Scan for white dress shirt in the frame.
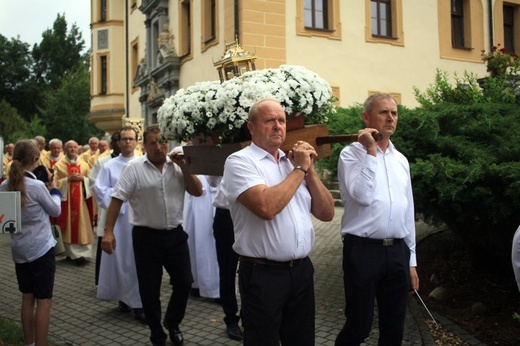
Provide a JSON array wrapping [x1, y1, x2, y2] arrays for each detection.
[[512, 225, 520, 292], [338, 141, 417, 266], [220, 143, 314, 262], [0, 171, 61, 263], [111, 154, 186, 230]]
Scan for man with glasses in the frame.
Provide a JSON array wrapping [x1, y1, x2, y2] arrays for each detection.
[[95, 126, 145, 323]]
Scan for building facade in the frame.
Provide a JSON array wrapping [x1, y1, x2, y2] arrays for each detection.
[[88, 0, 518, 133]]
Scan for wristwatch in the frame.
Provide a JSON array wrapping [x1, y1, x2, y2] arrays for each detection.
[[293, 166, 308, 176]]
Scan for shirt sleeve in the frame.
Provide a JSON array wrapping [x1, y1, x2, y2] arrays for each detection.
[[94, 165, 114, 209], [222, 153, 265, 203], [35, 182, 61, 218], [338, 144, 378, 206], [111, 161, 135, 202]]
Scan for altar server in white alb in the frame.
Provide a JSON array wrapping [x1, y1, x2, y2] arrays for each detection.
[[183, 174, 220, 299], [94, 126, 144, 322]]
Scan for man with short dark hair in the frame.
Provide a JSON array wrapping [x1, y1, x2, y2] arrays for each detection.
[[102, 125, 202, 346]]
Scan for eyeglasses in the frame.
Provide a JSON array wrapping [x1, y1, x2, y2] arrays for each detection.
[[120, 137, 136, 142]]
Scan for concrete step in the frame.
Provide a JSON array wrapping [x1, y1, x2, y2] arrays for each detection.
[[330, 189, 341, 200], [323, 180, 339, 190]]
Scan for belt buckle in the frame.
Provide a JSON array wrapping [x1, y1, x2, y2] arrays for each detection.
[[383, 238, 394, 246]]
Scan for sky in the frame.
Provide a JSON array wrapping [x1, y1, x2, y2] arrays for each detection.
[[0, 0, 91, 48]]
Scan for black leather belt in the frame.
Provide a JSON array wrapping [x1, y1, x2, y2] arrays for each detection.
[[343, 234, 403, 247], [239, 255, 307, 267]]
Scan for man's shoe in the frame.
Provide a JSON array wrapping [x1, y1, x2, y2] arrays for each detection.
[[163, 322, 183, 345], [74, 256, 87, 266], [226, 323, 243, 341], [133, 308, 146, 324], [118, 301, 131, 312]]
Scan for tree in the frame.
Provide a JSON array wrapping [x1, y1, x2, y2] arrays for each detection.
[[32, 13, 87, 90], [40, 62, 102, 144], [0, 35, 39, 120], [0, 100, 28, 142]]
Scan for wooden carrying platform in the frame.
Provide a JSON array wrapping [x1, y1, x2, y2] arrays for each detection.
[[183, 124, 331, 176]]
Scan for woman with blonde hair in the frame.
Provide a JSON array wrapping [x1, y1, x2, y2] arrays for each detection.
[[0, 139, 62, 346]]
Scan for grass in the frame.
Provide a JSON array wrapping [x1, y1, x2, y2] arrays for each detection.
[[0, 315, 61, 346], [0, 315, 24, 346]]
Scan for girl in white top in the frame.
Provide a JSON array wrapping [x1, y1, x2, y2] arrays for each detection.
[[0, 139, 62, 346]]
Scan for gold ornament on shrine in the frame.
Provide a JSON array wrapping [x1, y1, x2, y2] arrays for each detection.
[[213, 38, 257, 82]]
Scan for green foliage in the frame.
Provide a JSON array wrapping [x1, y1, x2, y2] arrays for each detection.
[[0, 35, 39, 120], [316, 106, 364, 175], [514, 312, 520, 322], [32, 13, 87, 90], [0, 14, 98, 144], [0, 315, 24, 345], [398, 102, 520, 273], [0, 100, 28, 142], [413, 69, 484, 106], [41, 63, 102, 144]]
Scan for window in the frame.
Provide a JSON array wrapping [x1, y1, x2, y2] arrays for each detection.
[[504, 5, 515, 53], [364, 0, 403, 46], [100, 0, 107, 22], [179, 0, 192, 59], [202, 0, 218, 52], [304, 0, 328, 30], [371, 0, 392, 37], [100, 55, 107, 94], [131, 41, 139, 91], [152, 21, 160, 69], [296, 0, 341, 40], [451, 0, 465, 48], [438, 0, 484, 62]]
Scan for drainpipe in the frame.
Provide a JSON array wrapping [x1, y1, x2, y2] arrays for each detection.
[[125, 0, 130, 117], [234, 0, 239, 39], [488, 0, 494, 49]]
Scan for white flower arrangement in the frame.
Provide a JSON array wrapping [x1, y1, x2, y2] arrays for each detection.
[[157, 65, 336, 143]]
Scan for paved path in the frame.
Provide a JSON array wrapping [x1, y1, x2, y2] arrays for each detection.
[[0, 207, 475, 345]]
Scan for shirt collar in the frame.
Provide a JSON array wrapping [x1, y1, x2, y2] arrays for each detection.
[[24, 170, 36, 179], [249, 142, 287, 163]]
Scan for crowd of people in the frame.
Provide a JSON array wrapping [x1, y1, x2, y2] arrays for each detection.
[[2, 93, 469, 346]]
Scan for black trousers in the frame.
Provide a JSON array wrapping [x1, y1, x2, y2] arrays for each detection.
[[239, 258, 315, 346], [132, 225, 193, 345], [335, 236, 411, 346], [213, 208, 240, 325], [95, 236, 102, 285]]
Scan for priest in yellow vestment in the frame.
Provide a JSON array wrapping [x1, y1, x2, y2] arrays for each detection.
[[54, 140, 94, 265]]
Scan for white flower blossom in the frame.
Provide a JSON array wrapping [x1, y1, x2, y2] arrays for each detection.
[[157, 65, 336, 143]]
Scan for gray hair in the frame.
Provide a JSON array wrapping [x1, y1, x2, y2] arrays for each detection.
[[363, 93, 397, 114], [248, 98, 282, 122]]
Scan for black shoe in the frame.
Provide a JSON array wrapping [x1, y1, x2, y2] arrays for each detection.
[[163, 322, 184, 345], [133, 308, 146, 324], [118, 301, 132, 312], [226, 323, 243, 341], [74, 256, 87, 266], [152, 342, 166, 346]]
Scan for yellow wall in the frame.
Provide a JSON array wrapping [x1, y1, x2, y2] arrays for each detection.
[[91, 0, 498, 133]]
